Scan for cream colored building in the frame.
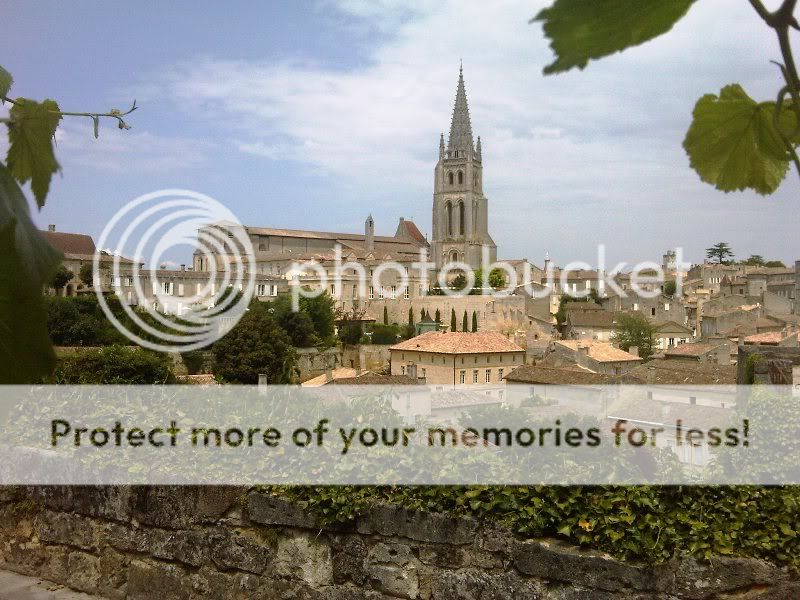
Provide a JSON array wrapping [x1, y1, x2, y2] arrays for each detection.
[[389, 331, 524, 387]]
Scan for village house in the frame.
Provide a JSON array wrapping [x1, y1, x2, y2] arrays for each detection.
[[563, 306, 619, 341], [662, 339, 731, 365], [546, 340, 642, 375], [389, 331, 525, 386], [655, 321, 694, 350]]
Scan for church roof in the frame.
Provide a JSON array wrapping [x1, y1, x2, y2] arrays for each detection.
[[447, 64, 474, 155]]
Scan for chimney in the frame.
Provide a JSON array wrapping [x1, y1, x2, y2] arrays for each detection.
[[576, 345, 589, 368], [48, 224, 56, 232], [180, 264, 186, 271], [407, 362, 417, 380], [628, 346, 640, 358]]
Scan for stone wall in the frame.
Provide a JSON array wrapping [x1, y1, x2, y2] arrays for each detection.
[[1, 486, 797, 599]]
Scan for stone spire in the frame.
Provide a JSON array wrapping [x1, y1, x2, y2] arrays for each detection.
[[439, 133, 445, 159], [447, 63, 474, 156], [475, 135, 482, 161]]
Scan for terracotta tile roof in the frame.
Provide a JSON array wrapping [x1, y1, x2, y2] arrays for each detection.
[[663, 342, 720, 357], [395, 219, 427, 245], [625, 360, 736, 385], [504, 365, 623, 385], [567, 310, 617, 328], [657, 321, 693, 335], [244, 225, 427, 248], [333, 374, 420, 385], [390, 331, 523, 354], [743, 331, 799, 345], [301, 368, 359, 387], [430, 390, 504, 409], [564, 302, 604, 312], [556, 340, 642, 363], [609, 400, 732, 431], [40, 230, 96, 255]]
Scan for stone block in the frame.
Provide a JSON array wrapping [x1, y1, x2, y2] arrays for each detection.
[[356, 505, 477, 545], [66, 550, 101, 595], [36, 511, 96, 550], [150, 528, 209, 568], [513, 539, 656, 593], [273, 533, 333, 587], [128, 559, 191, 600], [667, 556, 786, 599], [247, 492, 320, 529], [209, 528, 271, 574]]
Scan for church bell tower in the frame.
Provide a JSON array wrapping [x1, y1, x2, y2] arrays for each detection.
[[431, 64, 496, 271]]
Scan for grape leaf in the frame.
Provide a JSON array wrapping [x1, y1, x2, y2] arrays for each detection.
[[0, 66, 12, 100], [6, 98, 62, 208], [683, 84, 792, 195], [534, 0, 696, 74], [0, 161, 62, 383]]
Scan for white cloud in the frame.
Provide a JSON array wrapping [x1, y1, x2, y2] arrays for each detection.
[[19, 0, 800, 263]]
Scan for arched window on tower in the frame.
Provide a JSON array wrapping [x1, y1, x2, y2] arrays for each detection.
[[458, 171, 464, 185], [448, 172, 454, 185], [446, 202, 453, 236], [458, 201, 465, 236]]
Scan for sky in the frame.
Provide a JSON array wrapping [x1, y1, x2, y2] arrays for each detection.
[[1, 0, 798, 269]]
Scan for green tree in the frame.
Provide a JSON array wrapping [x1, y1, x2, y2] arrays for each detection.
[[706, 242, 734, 264], [370, 323, 399, 345], [471, 310, 478, 332], [742, 255, 765, 266], [765, 260, 787, 268], [533, 1, 800, 195], [434, 308, 441, 323], [408, 307, 414, 326], [49, 265, 73, 293], [301, 292, 335, 343], [338, 321, 363, 345], [663, 280, 677, 297], [48, 346, 175, 384], [612, 313, 658, 360], [269, 295, 317, 347], [462, 310, 468, 332], [473, 267, 506, 292], [78, 263, 94, 287], [212, 303, 297, 384], [420, 307, 425, 320], [383, 305, 389, 325], [450, 308, 457, 332], [451, 272, 467, 291]]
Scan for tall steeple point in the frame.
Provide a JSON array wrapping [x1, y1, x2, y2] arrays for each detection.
[[447, 63, 474, 157]]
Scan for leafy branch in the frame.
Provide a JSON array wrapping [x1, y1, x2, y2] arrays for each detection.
[[0, 63, 135, 383], [533, 0, 800, 196]]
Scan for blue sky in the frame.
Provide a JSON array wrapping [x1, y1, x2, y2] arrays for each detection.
[[2, 0, 798, 268]]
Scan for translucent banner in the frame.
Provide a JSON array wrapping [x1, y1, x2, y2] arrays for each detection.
[[0, 385, 797, 484]]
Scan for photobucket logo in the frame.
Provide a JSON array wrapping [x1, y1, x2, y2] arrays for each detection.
[[95, 190, 255, 352], [286, 243, 688, 307]]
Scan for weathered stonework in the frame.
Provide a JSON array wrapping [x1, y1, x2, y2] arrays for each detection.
[[0, 486, 797, 599]]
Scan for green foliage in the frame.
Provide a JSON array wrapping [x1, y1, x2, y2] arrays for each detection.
[[705, 242, 734, 264], [451, 272, 467, 291], [742, 254, 765, 266], [301, 292, 335, 343], [0, 163, 62, 383], [383, 305, 389, 325], [662, 280, 677, 297], [48, 345, 175, 384], [684, 85, 795, 195], [612, 312, 658, 360], [434, 308, 441, 323], [555, 294, 599, 325], [337, 320, 363, 346], [462, 310, 468, 332], [269, 295, 317, 347], [269, 485, 800, 567], [408, 306, 414, 326], [6, 98, 63, 207], [471, 310, 478, 332], [765, 260, 786, 268], [78, 263, 94, 287], [473, 267, 506, 291], [180, 349, 206, 375], [0, 66, 12, 99], [212, 303, 297, 384], [533, 0, 696, 74], [450, 308, 457, 332], [369, 323, 399, 345], [49, 265, 73, 291]]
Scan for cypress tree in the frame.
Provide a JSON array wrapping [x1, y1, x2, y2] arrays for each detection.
[[462, 310, 468, 332], [383, 306, 389, 325], [450, 308, 457, 332], [471, 311, 478, 332], [420, 307, 425, 320], [408, 307, 414, 325], [435, 309, 441, 323]]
